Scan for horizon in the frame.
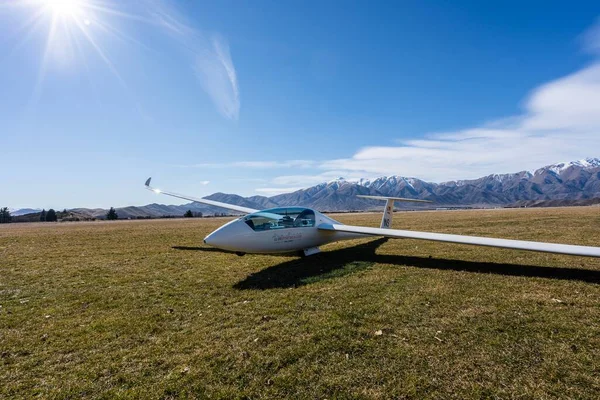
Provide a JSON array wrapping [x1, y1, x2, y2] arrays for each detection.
[[2, 1, 600, 209], [7, 156, 600, 212]]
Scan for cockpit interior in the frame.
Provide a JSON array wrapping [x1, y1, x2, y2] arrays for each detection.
[[243, 207, 316, 231]]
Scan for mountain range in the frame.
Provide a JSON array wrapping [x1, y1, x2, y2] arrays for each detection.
[[9, 158, 600, 219], [203, 157, 600, 212]]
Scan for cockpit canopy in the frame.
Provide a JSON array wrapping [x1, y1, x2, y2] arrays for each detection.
[[243, 207, 316, 231]]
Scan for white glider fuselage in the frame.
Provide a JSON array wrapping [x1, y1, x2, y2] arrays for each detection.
[[203, 208, 362, 254]]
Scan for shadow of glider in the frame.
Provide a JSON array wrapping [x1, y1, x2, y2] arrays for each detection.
[[171, 240, 600, 289]]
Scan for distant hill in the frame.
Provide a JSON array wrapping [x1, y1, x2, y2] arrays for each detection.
[[8, 158, 600, 220], [10, 210, 90, 223], [9, 208, 42, 216], [69, 202, 226, 220]]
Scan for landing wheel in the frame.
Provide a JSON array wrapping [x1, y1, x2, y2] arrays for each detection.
[[235, 252, 246, 257]]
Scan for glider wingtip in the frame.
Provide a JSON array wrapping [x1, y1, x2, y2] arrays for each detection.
[[145, 177, 152, 187]]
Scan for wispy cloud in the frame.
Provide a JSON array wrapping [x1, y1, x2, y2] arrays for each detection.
[[199, 180, 210, 185], [145, 1, 240, 120], [13, 0, 240, 121], [194, 35, 240, 120]]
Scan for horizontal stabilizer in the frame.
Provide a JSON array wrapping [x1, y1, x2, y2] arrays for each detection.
[[358, 195, 431, 228], [318, 223, 600, 258], [357, 195, 432, 203]]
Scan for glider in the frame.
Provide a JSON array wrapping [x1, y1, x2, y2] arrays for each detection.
[[145, 178, 600, 258]]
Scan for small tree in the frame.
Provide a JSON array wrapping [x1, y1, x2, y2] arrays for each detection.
[[40, 209, 47, 222], [184, 210, 193, 218], [0, 207, 11, 224], [106, 207, 118, 220], [194, 211, 203, 218], [46, 209, 57, 222]]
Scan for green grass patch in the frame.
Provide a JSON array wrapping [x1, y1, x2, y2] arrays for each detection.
[[1, 207, 599, 398]]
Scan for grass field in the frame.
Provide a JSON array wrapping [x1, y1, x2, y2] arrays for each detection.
[[1, 207, 600, 399]]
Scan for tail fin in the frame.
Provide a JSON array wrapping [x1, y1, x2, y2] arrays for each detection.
[[357, 195, 432, 229]]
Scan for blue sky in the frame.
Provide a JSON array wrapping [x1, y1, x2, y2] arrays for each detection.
[[2, 0, 600, 209]]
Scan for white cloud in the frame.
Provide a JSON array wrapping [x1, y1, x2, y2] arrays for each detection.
[[146, 2, 240, 120], [148, 2, 196, 36], [199, 180, 210, 185], [194, 35, 240, 120], [253, 19, 600, 185], [319, 58, 600, 182], [522, 64, 600, 131]]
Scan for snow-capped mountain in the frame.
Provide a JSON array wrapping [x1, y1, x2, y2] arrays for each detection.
[[256, 158, 600, 210], [536, 158, 600, 175], [16, 158, 600, 218], [201, 157, 600, 212]]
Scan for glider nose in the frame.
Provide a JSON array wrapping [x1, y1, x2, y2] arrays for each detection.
[[203, 231, 222, 247], [203, 219, 245, 250]]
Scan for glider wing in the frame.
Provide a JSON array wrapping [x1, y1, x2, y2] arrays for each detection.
[[144, 177, 259, 215], [318, 223, 600, 257]]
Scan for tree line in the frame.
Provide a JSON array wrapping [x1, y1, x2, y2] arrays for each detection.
[[39, 209, 58, 222], [0, 207, 11, 223], [0, 208, 116, 223], [0, 208, 63, 223], [1, 207, 214, 223], [184, 210, 203, 218]]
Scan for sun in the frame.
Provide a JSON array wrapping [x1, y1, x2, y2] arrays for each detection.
[[10, 0, 158, 106]]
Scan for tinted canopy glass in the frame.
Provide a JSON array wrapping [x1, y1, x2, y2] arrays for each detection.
[[243, 207, 316, 231]]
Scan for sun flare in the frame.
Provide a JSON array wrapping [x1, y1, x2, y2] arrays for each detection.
[[42, 0, 84, 17], [8, 0, 164, 107]]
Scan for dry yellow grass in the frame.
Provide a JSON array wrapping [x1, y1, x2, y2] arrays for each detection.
[[1, 207, 599, 398]]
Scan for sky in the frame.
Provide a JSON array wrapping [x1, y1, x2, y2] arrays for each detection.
[[1, 0, 600, 209]]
